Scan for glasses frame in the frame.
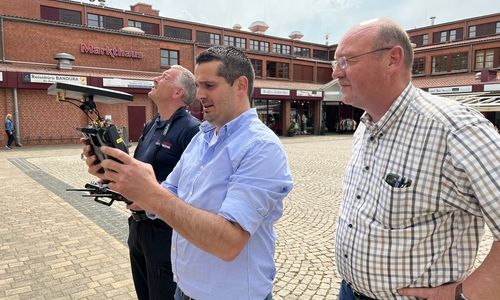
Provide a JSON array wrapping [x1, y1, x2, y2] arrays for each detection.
[[331, 47, 393, 70]]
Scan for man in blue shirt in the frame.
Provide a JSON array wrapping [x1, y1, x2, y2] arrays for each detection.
[[82, 46, 293, 299], [128, 65, 200, 300]]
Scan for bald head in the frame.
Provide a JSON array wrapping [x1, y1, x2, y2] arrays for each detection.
[[341, 18, 414, 71]]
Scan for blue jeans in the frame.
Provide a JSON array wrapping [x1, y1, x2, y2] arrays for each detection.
[[339, 280, 357, 300], [174, 287, 273, 300]]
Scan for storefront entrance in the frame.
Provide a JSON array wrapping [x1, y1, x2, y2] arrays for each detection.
[[254, 99, 283, 135]]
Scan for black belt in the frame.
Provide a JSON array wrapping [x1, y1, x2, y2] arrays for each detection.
[[347, 281, 377, 300], [131, 210, 149, 222], [353, 289, 377, 300], [179, 289, 195, 300]]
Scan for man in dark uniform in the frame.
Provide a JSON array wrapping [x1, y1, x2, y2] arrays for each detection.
[[127, 65, 200, 300]]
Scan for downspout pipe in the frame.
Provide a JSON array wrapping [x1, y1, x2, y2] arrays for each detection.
[[1, 17, 5, 61], [13, 88, 23, 147]]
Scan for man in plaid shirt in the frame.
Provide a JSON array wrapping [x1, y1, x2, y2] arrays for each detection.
[[333, 18, 500, 300]]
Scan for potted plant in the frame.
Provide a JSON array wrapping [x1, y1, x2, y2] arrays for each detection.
[[287, 121, 296, 137], [320, 122, 328, 135]]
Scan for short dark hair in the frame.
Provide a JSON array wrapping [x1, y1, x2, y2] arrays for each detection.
[[196, 46, 255, 99]]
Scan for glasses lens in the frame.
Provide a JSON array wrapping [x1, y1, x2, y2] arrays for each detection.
[[331, 61, 337, 70]]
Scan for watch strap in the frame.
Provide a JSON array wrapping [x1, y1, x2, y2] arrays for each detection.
[[454, 282, 470, 300]]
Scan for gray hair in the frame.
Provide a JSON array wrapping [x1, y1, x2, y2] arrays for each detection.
[[372, 21, 414, 70], [170, 65, 197, 106]]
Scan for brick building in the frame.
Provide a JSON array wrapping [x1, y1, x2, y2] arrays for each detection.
[[1, 0, 500, 146]]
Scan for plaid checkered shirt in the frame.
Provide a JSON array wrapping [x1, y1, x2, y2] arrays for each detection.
[[335, 83, 500, 300]]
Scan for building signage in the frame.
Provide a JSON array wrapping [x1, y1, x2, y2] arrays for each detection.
[[297, 90, 323, 97], [81, 43, 144, 59], [103, 78, 153, 89], [22, 73, 87, 85], [261, 88, 290, 96], [429, 85, 472, 94], [484, 84, 500, 92]]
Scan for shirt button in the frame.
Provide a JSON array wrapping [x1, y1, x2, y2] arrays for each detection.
[[200, 165, 204, 170], [365, 166, 369, 170], [189, 191, 192, 196], [370, 136, 375, 141], [356, 195, 361, 199], [348, 224, 353, 228], [172, 247, 176, 252], [344, 254, 348, 258]]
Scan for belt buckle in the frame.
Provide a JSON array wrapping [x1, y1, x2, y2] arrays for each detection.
[[131, 211, 147, 222]]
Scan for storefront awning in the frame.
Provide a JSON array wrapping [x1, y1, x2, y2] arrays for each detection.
[[442, 93, 500, 112]]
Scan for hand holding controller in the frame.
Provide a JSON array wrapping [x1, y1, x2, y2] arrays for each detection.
[[80, 124, 129, 173]]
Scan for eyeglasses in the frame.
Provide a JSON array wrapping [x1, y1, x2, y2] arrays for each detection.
[[331, 47, 393, 70]]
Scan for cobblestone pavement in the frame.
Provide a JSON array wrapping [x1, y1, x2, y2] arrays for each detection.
[[0, 134, 493, 299]]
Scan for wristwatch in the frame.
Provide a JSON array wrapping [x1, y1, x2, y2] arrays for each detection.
[[455, 282, 470, 300]]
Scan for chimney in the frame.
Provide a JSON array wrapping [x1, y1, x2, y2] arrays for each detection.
[[481, 68, 497, 82], [53, 53, 75, 70], [248, 21, 269, 34], [430, 16, 436, 26], [130, 3, 160, 16]]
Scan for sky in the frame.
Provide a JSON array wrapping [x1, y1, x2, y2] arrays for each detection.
[[103, 0, 500, 45]]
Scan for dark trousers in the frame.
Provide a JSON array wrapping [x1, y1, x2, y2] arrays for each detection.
[[5, 130, 14, 147], [128, 216, 175, 300]]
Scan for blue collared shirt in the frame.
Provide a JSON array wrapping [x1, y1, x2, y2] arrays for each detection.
[[162, 108, 293, 299]]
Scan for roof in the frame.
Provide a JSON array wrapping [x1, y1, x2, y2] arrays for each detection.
[[412, 72, 500, 89]]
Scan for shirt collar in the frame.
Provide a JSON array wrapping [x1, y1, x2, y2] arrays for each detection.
[[361, 83, 415, 136], [200, 108, 256, 137]]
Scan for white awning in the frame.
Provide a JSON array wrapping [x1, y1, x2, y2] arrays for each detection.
[[443, 93, 500, 112]]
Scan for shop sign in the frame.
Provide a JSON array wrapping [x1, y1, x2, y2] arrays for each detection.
[[297, 90, 323, 97], [81, 43, 144, 59], [429, 85, 472, 94], [103, 78, 153, 89], [22, 73, 87, 85], [261, 88, 290, 96], [484, 84, 500, 92]]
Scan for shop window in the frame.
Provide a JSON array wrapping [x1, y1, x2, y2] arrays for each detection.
[[290, 101, 313, 135], [224, 36, 246, 48], [161, 49, 179, 67], [266, 62, 289, 79], [41, 6, 81, 25], [433, 28, 463, 44], [128, 20, 159, 35], [432, 52, 467, 73], [255, 100, 283, 135], [196, 31, 220, 45], [294, 46, 310, 58], [469, 22, 499, 38], [475, 49, 499, 69], [273, 44, 291, 55], [164, 26, 192, 40], [250, 40, 269, 52], [412, 57, 426, 75], [88, 13, 122, 30], [251, 59, 262, 77], [313, 50, 328, 61]]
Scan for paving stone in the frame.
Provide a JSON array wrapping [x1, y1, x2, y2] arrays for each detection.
[[0, 136, 493, 299]]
